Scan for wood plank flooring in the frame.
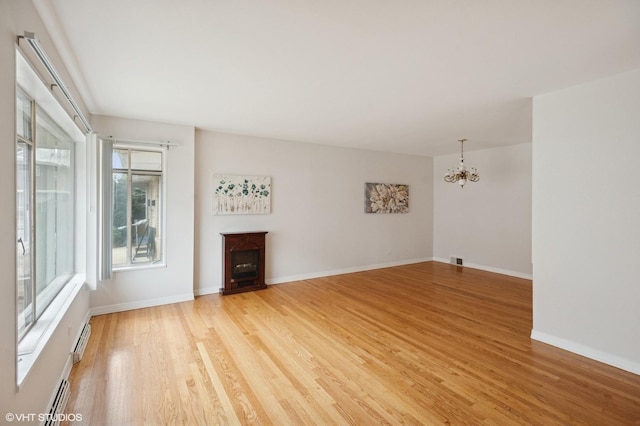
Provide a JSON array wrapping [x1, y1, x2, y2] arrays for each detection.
[[64, 262, 640, 425]]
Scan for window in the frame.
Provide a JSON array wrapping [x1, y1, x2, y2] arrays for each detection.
[[16, 88, 76, 340], [111, 147, 164, 268], [16, 89, 33, 339]]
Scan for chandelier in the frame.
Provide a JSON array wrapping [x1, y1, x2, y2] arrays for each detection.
[[443, 138, 479, 188]]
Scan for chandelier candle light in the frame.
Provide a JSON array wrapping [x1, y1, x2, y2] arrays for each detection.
[[443, 138, 479, 188]]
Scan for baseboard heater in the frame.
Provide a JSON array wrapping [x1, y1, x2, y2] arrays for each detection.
[[44, 378, 70, 426], [72, 323, 91, 364]]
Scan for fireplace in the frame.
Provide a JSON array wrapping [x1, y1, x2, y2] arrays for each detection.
[[232, 250, 259, 279], [220, 231, 267, 295]]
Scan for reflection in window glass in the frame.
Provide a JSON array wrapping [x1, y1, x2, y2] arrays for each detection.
[[16, 89, 32, 140], [112, 149, 129, 170], [131, 150, 162, 171], [16, 141, 33, 338], [34, 108, 75, 318]]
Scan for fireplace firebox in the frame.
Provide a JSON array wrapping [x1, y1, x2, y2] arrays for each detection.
[[220, 231, 267, 295]]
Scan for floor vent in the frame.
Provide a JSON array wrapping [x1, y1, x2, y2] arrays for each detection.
[[44, 379, 70, 426], [450, 257, 464, 266], [72, 323, 91, 363]]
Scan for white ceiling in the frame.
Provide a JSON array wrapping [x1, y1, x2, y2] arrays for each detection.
[[35, 0, 640, 156]]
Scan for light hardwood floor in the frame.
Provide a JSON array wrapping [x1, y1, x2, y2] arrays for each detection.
[[64, 262, 640, 425]]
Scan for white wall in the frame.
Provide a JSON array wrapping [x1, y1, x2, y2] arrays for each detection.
[[532, 69, 640, 374], [89, 116, 196, 314], [1, 1, 90, 421], [433, 143, 532, 278], [194, 131, 433, 294]]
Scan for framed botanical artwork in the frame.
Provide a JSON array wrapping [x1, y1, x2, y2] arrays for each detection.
[[213, 174, 271, 215], [364, 183, 409, 214]]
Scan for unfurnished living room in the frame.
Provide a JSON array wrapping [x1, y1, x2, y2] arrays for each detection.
[[2, 1, 640, 425]]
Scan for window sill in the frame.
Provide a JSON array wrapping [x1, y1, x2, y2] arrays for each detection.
[[17, 274, 85, 388], [113, 262, 166, 274]]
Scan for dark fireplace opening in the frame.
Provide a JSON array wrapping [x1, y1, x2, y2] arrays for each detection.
[[231, 249, 259, 279]]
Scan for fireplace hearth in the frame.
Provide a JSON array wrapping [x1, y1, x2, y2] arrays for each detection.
[[220, 232, 267, 295]]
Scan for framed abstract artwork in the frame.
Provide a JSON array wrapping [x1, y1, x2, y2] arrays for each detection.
[[213, 174, 271, 215], [364, 183, 409, 214]]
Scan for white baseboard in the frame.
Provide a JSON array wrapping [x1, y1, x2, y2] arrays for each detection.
[[194, 257, 529, 294], [193, 258, 435, 294], [531, 330, 640, 375], [195, 286, 220, 296], [90, 293, 194, 316], [432, 257, 532, 280], [266, 257, 434, 285]]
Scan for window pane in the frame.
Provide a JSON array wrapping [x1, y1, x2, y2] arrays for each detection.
[[35, 109, 75, 318], [110, 148, 164, 269], [131, 150, 162, 171], [16, 142, 33, 337], [16, 90, 32, 140], [112, 149, 129, 170], [131, 174, 161, 264], [112, 172, 129, 267]]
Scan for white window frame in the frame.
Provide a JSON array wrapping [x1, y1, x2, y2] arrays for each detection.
[[15, 49, 87, 387], [100, 140, 167, 274]]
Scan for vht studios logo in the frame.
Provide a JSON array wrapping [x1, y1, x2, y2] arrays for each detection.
[[5, 412, 83, 422]]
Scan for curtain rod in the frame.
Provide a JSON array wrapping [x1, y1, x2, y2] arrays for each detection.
[[19, 31, 93, 133], [99, 135, 179, 148]]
